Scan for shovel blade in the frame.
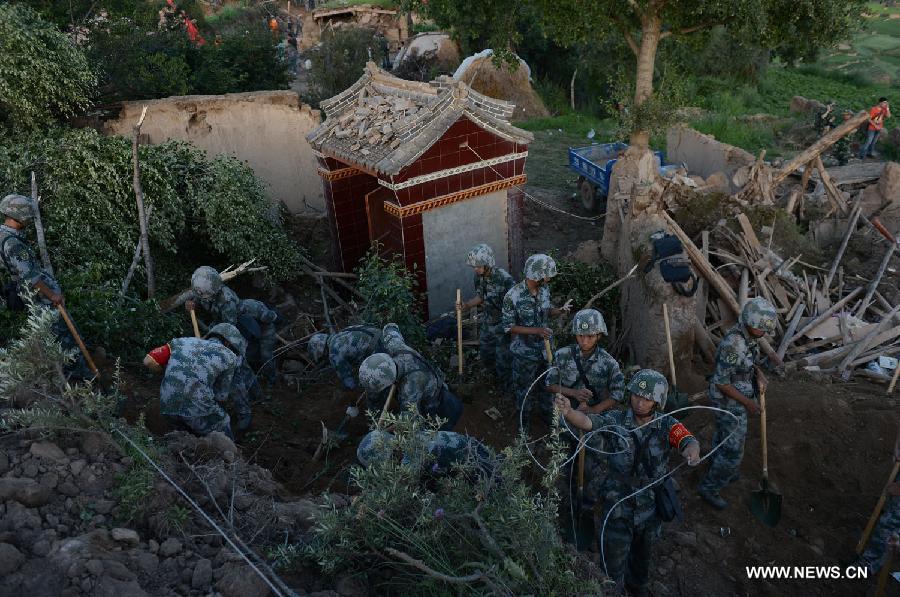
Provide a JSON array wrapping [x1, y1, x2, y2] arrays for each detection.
[[750, 481, 783, 527]]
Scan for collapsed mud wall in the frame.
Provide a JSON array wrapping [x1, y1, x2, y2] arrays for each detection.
[[102, 91, 324, 215], [667, 125, 756, 193]]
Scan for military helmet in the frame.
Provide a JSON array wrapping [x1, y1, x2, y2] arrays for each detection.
[[0, 194, 35, 224], [740, 297, 777, 334], [358, 353, 397, 393], [207, 323, 247, 357], [191, 266, 223, 298], [308, 333, 329, 363], [626, 369, 669, 408], [523, 253, 557, 281], [465, 243, 495, 268], [357, 430, 395, 467], [571, 308, 607, 336]]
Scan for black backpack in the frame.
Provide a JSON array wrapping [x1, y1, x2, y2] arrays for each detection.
[[644, 232, 699, 297]]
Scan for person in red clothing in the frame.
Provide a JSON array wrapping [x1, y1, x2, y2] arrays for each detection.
[[859, 97, 891, 159]]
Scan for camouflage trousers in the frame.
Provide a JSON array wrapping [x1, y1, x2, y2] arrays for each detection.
[[166, 408, 232, 439], [479, 321, 511, 385], [583, 449, 606, 505], [698, 382, 753, 494], [511, 354, 551, 424], [230, 363, 260, 431], [601, 515, 662, 592], [860, 494, 900, 574]]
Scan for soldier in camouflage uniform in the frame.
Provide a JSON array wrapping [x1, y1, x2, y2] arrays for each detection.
[[698, 297, 776, 510], [814, 100, 837, 135], [143, 323, 247, 438], [458, 244, 515, 384], [546, 308, 625, 504], [0, 194, 91, 379], [555, 370, 700, 597], [357, 429, 498, 475], [182, 266, 279, 383], [501, 253, 571, 426], [857, 426, 900, 575], [308, 324, 382, 390], [358, 323, 463, 430]]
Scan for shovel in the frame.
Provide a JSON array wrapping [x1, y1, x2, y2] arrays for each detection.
[[750, 387, 782, 526], [57, 304, 100, 380]]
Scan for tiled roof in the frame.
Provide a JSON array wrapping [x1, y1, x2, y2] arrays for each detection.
[[307, 62, 533, 176]]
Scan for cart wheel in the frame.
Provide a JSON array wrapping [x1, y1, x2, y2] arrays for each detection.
[[579, 178, 598, 212]]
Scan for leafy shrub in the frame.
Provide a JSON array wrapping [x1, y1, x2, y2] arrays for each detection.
[[0, 3, 96, 131], [549, 257, 620, 347], [355, 246, 425, 347], [0, 127, 304, 294], [305, 28, 388, 106], [301, 411, 598, 594], [58, 267, 184, 362]]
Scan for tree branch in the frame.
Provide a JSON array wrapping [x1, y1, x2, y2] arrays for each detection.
[[610, 16, 640, 57], [383, 547, 488, 584], [659, 21, 715, 40]]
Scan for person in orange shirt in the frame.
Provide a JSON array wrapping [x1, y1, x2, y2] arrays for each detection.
[[859, 97, 891, 159]]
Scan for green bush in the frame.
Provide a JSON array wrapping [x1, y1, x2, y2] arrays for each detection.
[[0, 127, 303, 293], [300, 411, 598, 594], [306, 28, 388, 106], [0, 3, 96, 131], [355, 246, 425, 347]]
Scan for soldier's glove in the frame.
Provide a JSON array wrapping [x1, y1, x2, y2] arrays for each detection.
[[682, 443, 701, 466]]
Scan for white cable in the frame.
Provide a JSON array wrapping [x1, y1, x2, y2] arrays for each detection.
[[464, 145, 606, 222], [112, 428, 292, 597]]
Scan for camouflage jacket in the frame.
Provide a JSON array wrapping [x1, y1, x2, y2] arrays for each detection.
[[381, 323, 443, 414], [358, 430, 496, 474], [0, 225, 61, 301], [589, 409, 697, 524], [474, 267, 515, 324], [327, 325, 382, 388], [710, 323, 761, 397], [189, 286, 241, 325], [501, 281, 551, 360], [547, 345, 624, 405], [159, 337, 238, 418]]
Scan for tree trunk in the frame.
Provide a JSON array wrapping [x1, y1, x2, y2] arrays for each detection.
[[132, 107, 155, 299], [629, 15, 662, 149]]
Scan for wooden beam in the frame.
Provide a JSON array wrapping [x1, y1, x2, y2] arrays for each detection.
[[771, 112, 869, 188]]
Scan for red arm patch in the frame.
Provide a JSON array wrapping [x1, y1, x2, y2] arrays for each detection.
[[668, 422, 693, 448], [147, 344, 171, 367]]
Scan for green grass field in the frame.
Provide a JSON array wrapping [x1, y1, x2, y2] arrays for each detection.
[[812, 2, 900, 86]]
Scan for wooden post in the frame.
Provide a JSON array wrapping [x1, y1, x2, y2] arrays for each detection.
[[662, 303, 677, 388], [456, 289, 463, 376], [132, 106, 155, 298], [30, 172, 54, 277], [824, 202, 862, 292]]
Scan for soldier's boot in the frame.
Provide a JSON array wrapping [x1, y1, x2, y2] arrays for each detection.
[[698, 489, 728, 510]]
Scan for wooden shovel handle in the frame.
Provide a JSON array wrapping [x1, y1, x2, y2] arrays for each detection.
[[857, 461, 900, 555], [378, 385, 397, 423], [663, 304, 677, 388], [544, 338, 553, 364], [759, 388, 768, 479], [189, 308, 201, 338], [56, 305, 99, 378]]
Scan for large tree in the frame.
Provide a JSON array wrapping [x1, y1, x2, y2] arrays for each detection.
[[414, 0, 867, 147]]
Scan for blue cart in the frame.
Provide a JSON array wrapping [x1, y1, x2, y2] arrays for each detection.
[[569, 143, 673, 211]]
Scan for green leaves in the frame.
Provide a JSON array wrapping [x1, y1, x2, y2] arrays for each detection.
[[0, 3, 96, 131], [355, 246, 425, 348]]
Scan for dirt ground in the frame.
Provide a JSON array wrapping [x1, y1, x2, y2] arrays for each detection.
[[116, 183, 900, 595]]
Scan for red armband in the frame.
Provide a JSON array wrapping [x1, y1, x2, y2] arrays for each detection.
[[147, 344, 171, 367], [668, 422, 693, 448]]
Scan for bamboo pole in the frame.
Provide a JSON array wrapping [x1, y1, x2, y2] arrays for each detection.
[[662, 304, 677, 388]]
